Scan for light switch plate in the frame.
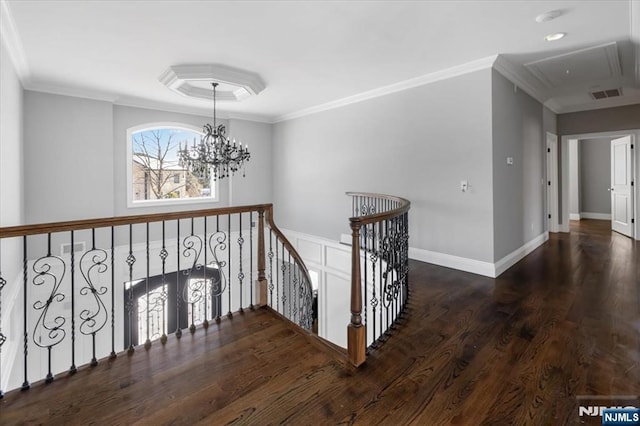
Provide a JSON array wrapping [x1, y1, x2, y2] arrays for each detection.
[[507, 157, 514, 165]]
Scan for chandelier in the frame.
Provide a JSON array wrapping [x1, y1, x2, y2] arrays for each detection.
[[179, 82, 250, 181]]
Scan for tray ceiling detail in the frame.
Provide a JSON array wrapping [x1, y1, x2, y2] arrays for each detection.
[[524, 42, 621, 89], [159, 64, 266, 102]]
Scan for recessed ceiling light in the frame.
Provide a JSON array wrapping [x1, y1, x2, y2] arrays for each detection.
[[544, 32, 566, 42], [535, 10, 563, 23]]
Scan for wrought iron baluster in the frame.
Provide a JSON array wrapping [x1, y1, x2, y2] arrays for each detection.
[[281, 240, 286, 315], [203, 217, 209, 329], [275, 235, 279, 311], [268, 230, 274, 307], [182, 217, 203, 333], [79, 228, 109, 367], [110, 227, 116, 358], [249, 211, 254, 309], [0, 258, 5, 397], [145, 223, 151, 349], [22, 236, 29, 390], [227, 214, 232, 318], [363, 223, 368, 347], [175, 220, 182, 338], [371, 223, 378, 348], [126, 225, 136, 352], [159, 221, 168, 344], [238, 213, 244, 313], [32, 233, 66, 383], [69, 231, 77, 373]]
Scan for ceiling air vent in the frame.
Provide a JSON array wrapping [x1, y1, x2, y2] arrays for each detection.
[[589, 88, 622, 100]]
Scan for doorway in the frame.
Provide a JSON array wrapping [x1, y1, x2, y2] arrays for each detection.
[[560, 130, 639, 238]]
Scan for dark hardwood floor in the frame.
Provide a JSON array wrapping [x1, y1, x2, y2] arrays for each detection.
[[1, 219, 638, 425]]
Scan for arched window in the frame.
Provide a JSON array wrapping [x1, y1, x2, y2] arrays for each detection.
[[126, 123, 217, 207]]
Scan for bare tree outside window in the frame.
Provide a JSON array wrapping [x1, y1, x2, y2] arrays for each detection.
[[130, 128, 213, 202]]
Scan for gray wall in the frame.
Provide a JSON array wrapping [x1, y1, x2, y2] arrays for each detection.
[[491, 70, 545, 261], [0, 36, 25, 288], [273, 69, 495, 263], [20, 94, 273, 224], [579, 137, 611, 215], [228, 119, 273, 206], [24, 91, 114, 223], [558, 104, 640, 135]]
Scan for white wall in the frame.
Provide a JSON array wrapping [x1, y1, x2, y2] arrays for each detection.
[[273, 68, 495, 264], [24, 91, 115, 223], [491, 70, 545, 262]]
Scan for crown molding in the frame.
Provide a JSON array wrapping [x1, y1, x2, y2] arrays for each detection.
[[114, 96, 272, 123], [632, 0, 640, 83], [23, 81, 119, 103], [0, 0, 30, 82], [274, 54, 499, 123]]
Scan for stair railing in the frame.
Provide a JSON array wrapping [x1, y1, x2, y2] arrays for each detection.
[[0, 203, 312, 395], [346, 192, 411, 367]]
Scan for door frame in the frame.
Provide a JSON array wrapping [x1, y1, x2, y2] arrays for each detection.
[[546, 132, 559, 233], [560, 129, 639, 239]]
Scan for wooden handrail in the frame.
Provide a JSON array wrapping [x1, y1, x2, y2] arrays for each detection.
[[264, 205, 314, 300], [0, 204, 272, 238], [347, 192, 410, 226]]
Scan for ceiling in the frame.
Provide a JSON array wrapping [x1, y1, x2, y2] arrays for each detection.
[[1, 0, 639, 123]]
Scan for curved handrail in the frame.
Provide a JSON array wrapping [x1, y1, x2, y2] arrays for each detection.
[[347, 192, 410, 226], [264, 206, 315, 331], [346, 192, 410, 367]]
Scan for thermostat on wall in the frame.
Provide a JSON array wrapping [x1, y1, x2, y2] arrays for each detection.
[[507, 157, 514, 165]]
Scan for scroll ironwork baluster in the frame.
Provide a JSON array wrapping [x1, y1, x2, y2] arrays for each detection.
[[32, 233, 66, 383], [182, 217, 203, 333], [79, 228, 109, 366]]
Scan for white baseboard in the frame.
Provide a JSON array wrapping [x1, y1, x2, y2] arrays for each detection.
[[569, 213, 581, 220], [493, 232, 548, 277], [408, 247, 495, 277], [580, 212, 611, 220]]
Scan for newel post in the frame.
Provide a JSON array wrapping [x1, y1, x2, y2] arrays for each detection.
[[348, 221, 366, 367], [257, 209, 268, 306]]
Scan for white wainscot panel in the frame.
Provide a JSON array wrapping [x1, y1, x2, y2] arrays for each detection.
[[325, 245, 351, 275], [321, 272, 350, 349], [296, 238, 323, 265]]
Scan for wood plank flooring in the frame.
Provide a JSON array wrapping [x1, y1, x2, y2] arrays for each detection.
[[1, 219, 638, 425]]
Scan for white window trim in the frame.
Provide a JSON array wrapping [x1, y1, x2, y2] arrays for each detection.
[[126, 122, 219, 208]]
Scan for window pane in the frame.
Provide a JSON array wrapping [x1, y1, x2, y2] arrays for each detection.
[[131, 127, 213, 202]]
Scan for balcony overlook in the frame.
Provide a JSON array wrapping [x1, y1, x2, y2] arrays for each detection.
[[1, 220, 638, 424]]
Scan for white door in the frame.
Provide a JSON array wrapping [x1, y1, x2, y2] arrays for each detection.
[[610, 136, 634, 237]]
